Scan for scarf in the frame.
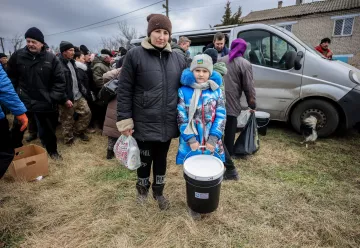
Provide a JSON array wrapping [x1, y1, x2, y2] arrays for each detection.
[[184, 80, 219, 135], [229, 38, 247, 62]]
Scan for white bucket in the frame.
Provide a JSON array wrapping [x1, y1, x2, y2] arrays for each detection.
[[184, 155, 224, 181]]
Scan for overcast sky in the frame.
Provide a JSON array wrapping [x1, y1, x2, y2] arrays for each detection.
[[0, 0, 318, 53]]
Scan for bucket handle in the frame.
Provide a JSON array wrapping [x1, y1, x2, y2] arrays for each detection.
[[257, 118, 270, 128], [183, 145, 220, 163]]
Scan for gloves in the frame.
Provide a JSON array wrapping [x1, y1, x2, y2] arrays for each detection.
[[16, 113, 28, 132]]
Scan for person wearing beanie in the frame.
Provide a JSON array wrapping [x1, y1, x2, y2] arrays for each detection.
[[80, 44, 94, 98], [315, 38, 333, 59], [7, 27, 66, 160], [219, 38, 256, 166], [176, 54, 226, 219], [116, 14, 186, 211], [116, 47, 128, 68], [204, 48, 228, 89], [58, 41, 92, 145], [0, 53, 8, 71]]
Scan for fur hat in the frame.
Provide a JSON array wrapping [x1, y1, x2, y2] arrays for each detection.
[[100, 49, 112, 57], [147, 14, 172, 36], [190, 54, 213, 75], [25, 27, 44, 44], [80, 45, 90, 55], [60, 41, 74, 53]]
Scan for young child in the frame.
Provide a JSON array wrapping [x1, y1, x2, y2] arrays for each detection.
[[177, 54, 226, 218]]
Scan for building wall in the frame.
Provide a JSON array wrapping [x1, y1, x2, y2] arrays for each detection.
[[245, 9, 360, 68]]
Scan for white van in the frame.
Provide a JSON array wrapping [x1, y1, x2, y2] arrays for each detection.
[[131, 24, 360, 137]]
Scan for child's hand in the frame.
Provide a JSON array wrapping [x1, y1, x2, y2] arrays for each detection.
[[205, 142, 215, 153], [190, 142, 200, 151]]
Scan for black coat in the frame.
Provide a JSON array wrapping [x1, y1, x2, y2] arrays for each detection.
[[58, 55, 89, 103], [7, 47, 66, 112], [117, 39, 186, 142], [75, 61, 93, 102]]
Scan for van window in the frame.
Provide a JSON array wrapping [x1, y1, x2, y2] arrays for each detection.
[[238, 30, 296, 70]]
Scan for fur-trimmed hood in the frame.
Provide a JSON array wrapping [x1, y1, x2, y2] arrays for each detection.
[[141, 37, 172, 53], [75, 61, 87, 71], [180, 68, 222, 89]]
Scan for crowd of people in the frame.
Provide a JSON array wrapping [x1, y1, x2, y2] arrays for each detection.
[[0, 14, 257, 217]]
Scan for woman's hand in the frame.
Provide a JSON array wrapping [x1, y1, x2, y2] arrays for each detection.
[[190, 142, 200, 151], [121, 129, 134, 137], [205, 142, 215, 153]]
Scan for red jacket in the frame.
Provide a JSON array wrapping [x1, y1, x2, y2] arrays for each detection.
[[315, 45, 333, 59]]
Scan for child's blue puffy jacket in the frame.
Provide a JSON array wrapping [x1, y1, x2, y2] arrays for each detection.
[[176, 68, 226, 165], [0, 64, 27, 120]]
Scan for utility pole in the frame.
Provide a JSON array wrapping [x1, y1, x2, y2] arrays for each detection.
[[0, 37, 5, 53], [162, 0, 169, 17]]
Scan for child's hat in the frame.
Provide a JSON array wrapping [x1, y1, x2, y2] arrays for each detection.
[[190, 54, 213, 75]]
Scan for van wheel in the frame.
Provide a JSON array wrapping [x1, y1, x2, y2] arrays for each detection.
[[291, 99, 339, 137]]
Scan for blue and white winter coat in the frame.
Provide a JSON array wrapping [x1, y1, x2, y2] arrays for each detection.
[[0, 64, 27, 120], [176, 68, 226, 165]]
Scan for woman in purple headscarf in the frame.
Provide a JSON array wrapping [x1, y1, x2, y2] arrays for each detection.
[[218, 38, 257, 157]]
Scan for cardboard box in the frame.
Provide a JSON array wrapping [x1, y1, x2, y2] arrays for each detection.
[[9, 145, 49, 181]]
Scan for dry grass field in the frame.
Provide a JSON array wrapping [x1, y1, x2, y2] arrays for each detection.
[[1, 122, 360, 248]]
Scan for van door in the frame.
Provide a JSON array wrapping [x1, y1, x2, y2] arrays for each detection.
[[235, 29, 304, 121]]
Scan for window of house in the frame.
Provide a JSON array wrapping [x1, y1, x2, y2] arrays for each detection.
[[238, 30, 296, 70], [333, 17, 354, 36]]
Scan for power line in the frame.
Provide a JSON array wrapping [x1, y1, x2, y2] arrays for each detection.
[[66, 8, 164, 34], [45, 0, 164, 36]]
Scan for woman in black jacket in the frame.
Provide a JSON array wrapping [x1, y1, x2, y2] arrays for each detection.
[[116, 14, 186, 210]]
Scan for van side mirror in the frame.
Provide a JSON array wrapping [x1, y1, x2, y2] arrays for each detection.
[[285, 51, 297, 70], [294, 51, 304, 70]]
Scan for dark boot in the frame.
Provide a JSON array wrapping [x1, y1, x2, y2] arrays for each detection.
[[224, 168, 239, 181], [152, 185, 170, 210], [49, 151, 63, 161], [106, 149, 114, 160], [136, 184, 149, 204]]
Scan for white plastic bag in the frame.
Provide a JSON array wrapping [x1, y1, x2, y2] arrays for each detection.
[[113, 135, 141, 170], [237, 110, 251, 128]]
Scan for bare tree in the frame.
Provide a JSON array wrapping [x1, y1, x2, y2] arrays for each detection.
[[10, 33, 24, 52], [100, 37, 120, 51], [99, 21, 139, 51], [117, 21, 138, 48]]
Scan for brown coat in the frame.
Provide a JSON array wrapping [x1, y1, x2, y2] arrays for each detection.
[[218, 55, 256, 117], [102, 98, 121, 138]]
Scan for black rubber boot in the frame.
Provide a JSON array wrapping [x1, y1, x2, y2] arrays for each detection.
[[224, 168, 240, 181], [152, 185, 170, 210], [136, 184, 149, 204], [106, 149, 114, 160]]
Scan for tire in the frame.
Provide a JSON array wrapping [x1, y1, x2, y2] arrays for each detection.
[[291, 99, 339, 137]]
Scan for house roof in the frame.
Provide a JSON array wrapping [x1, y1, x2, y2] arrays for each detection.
[[242, 0, 360, 23]]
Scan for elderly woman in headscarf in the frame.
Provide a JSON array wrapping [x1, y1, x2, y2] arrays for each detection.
[[218, 38, 256, 158]]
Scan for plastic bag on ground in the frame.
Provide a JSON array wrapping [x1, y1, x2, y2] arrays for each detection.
[[237, 110, 251, 128], [113, 135, 141, 170], [234, 112, 260, 156]]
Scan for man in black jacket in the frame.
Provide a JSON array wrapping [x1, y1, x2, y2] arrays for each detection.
[[58, 41, 92, 145], [7, 27, 66, 160]]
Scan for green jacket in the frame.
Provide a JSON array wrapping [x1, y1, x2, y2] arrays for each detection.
[[213, 62, 228, 97], [91, 56, 111, 90]]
